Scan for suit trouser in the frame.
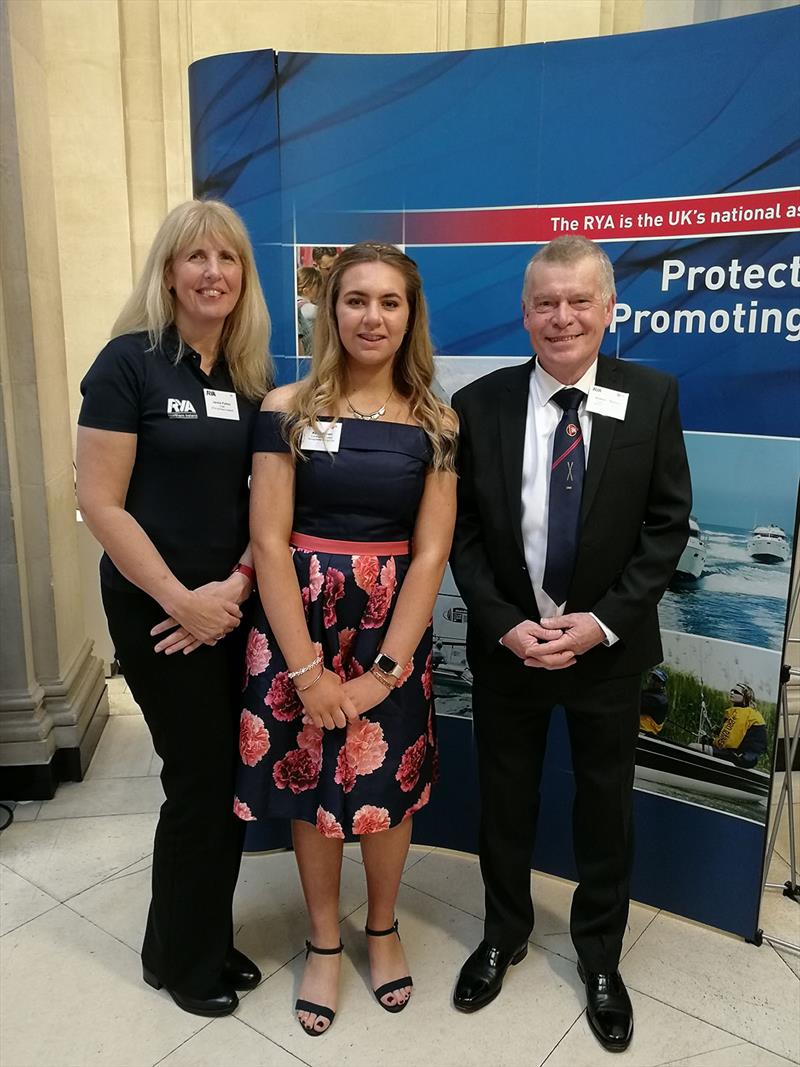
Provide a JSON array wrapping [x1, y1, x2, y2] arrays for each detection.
[[102, 584, 246, 996], [473, 671, 641, 973]]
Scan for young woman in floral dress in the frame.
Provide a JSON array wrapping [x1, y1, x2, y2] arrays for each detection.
[[234, 242, 457, 1035]]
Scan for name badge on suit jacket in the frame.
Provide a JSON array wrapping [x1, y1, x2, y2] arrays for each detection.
[[586, 385, 629, 421]]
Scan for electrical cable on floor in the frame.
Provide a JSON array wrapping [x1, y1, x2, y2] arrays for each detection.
[[0, 802, 14, 832]]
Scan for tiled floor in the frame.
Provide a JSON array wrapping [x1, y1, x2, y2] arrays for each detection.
[[1, 677, 798, 1067]]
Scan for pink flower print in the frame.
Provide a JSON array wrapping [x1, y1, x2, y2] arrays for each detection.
[[380, 557, 397, 597], [334, 744, 356, 793], [422, 651, 433, 700], [297, 721, 323, 761], [352, 805, 391, 835], [427, 705, 435, 745], [403, 782, 431, 821], [233, 796, 257, 821], [346, 718, 388, 776], [340, 627, 356, 659], [396, 734, 427, 793], [307, 555, 324, 602], [333, 627, 357, 680], [396, 657, 414, 688], [239, 710, 270, 767], [362, 583, 392, 629], [323, 567, 346, 628], [352, 554, 379, 593], [273, 747, 321, 794], [264, 671, 303, 721], [245, 629, 272, 679], [349, 657, 365, 679], [316, 806, 345, 839]]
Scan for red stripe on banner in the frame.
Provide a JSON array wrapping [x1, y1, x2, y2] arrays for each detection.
[[401, 188, 799, 245], [551, 435, 583, 471]]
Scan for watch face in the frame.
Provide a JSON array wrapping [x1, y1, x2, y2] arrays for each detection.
[[375, 653, 399, 675]]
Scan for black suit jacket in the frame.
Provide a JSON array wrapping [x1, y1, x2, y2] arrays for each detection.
[[450, 354, 692, 693]]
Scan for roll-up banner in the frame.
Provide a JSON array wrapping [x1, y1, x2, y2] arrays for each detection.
[[189, 7, 800, 939]]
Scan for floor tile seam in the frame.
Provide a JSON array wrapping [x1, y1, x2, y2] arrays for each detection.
[[151, 1018, 214, 1067], [537, 1005, 587, 1067], [768, 941, 800, 981], [0, 862, 71, 905], [400, 847, 435, 874], [629, 983, 800, 1061], [620, 907, 661, 961], [652, 1038, 756, 1067], [396, 876, 484, 924], [61, 897, 148, 957], [55, 848, 155, 903], [0, 898, 61, 939], [84, 771, 158, 781], [34, 808, 162, 822], [234, 1014, 314, 1067]]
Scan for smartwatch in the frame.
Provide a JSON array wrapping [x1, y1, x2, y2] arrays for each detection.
[[373, 652, 404, 680]]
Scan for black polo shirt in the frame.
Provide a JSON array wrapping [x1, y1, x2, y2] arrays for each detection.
[[79, 328, 259, 593]]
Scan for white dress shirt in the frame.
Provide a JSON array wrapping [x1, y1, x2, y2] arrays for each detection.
[[519, 359, 618, 646]]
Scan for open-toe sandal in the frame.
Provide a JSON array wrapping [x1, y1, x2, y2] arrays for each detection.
[[365, 919, 413, 1014], [294, 940, 343, 1036]]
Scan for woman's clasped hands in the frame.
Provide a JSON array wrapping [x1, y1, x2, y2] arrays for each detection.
[[151, 577, 246, 655], [298, 668, 392, 730]]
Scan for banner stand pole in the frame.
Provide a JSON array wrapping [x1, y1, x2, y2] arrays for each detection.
[[754, 574, 800, 953]]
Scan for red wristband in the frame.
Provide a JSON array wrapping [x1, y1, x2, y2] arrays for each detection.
[[231, 562, 255, 583]]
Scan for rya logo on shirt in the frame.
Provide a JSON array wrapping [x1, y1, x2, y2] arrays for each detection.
[[167, 398, 197, 419]]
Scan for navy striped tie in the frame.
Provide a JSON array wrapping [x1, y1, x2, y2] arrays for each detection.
[[542, 388, 585, 607]]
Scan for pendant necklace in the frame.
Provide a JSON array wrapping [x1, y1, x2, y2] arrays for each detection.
[[345, 388, 393, 421]]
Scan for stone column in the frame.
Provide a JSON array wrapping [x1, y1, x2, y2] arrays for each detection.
[[0, 0, 107, 799]]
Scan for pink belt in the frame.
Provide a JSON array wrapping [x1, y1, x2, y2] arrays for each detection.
[[290, 531, 410, 556]]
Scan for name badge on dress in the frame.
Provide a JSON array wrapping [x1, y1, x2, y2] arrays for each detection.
[[586, 385, 629, 421], [300, 423, 342, 453], [203, 388, 239, 421]]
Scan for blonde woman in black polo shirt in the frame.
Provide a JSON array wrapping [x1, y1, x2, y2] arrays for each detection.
[[76, 200, 270, 1017]]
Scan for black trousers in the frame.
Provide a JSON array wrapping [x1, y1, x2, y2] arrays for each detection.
[[102, 584, 246, 996], [473, 671, 641, 973]]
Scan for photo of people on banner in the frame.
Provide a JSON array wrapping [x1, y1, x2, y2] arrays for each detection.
[[295, 246, 345, 356]]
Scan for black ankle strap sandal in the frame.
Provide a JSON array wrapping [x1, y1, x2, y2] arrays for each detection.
[[294, 940, 344, 1036], [365, 920, 413, 1013]]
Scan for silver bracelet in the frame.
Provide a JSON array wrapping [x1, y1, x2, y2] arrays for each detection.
[[288, 654, 322, 680]]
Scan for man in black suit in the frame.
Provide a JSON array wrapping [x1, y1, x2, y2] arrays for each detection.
[[450, 236, 691, 1051]]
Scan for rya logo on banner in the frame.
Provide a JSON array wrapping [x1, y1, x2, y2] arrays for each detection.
[[167, 398, 197, 418]]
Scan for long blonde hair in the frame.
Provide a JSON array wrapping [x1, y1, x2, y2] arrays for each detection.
[[112, 200, 272, 400], [286, 243, 457, 470]]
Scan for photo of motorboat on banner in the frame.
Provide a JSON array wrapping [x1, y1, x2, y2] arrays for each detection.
[[659, 433, 797, 653]]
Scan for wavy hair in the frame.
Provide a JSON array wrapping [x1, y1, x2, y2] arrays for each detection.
[[285, 243, 457, 471], [112, 200, 272, 400]]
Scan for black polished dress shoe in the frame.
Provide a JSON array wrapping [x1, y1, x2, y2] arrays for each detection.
[[143, 967, 239, 1017], [222, 948, 262, 990], [453, 939, 528, 1013], [578, 961, 634, 1052]]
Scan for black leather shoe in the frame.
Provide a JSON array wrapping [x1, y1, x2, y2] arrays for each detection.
[[143, 967, 239, 1017], [578, 961, 634, 1052], [453, 939, 528, 1013], [222, 948, 262, 990]]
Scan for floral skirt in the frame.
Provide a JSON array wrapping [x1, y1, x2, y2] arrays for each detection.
[[233, 545, 437, 840]]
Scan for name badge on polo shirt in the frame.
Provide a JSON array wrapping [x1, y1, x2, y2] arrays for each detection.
[[203, 388, 239, 420], [300, 423, 342, 452], [586, 384, 629, 421]]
